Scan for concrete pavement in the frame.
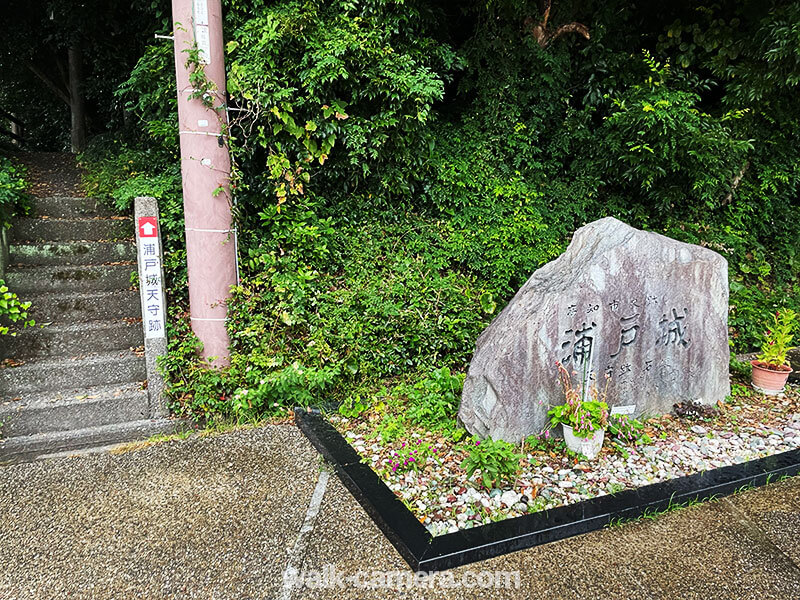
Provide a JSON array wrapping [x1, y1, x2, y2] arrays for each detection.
[[1, 424, 798, 599]]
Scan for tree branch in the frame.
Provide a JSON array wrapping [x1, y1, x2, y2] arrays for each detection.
[[550, 22, 590, 45], [26, 62, 70, 106], [526, 0, 590, 48], [722, 161, 750, 206]]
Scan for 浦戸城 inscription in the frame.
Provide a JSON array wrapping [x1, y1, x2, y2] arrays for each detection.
[[459, 217, 730, 443]]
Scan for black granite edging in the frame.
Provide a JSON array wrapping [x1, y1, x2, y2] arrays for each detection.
[[294, 407, 800, 573]]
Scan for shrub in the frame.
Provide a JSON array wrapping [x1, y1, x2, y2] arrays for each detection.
[[0, 157, 30, 229], [0, 280, 34, 336], [461, 436, 523, 490]]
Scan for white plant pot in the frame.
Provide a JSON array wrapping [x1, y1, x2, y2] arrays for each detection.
[[562, 424, 605, 460]]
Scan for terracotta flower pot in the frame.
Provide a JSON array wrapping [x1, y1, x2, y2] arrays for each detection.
[[751, 360, 793, 395]]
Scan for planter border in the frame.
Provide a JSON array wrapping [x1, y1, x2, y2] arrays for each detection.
[[294, 407, 800, 573]]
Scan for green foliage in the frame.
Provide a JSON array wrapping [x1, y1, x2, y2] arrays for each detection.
[[387, 437, 438, 474], [394, 367, 464, 432], [155, 215, 489, 422], [338, 394, 370, 419], [225, 0, 459, 207], [79, 137, 187, 299], [729, 355, 753, 379], [157, 310, 229, 421], [0, 280, 34, 336], [757, 309, 798, 367], [109, 0, 800, 424], [461, 436, 522, 489], [607, 415, 653, 446], [548, 400, 610, 438], [0, 157, 30, 228], [524, 432, 585, 461], [548, 363, 610, 438], [599, 51, 752, 217], [376, 414, 406, 443], [116, 41, 179, 152]]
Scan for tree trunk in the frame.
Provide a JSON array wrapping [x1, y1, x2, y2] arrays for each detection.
[[68, 45, 87, 153]]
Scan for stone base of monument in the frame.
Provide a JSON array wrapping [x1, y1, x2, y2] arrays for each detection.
[[295, 407, 800, 573]]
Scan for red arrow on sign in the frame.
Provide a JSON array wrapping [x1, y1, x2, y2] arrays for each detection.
[[138, 217, 158, 238]]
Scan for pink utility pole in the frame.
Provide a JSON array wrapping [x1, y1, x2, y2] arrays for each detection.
[[171, 0, 238, 365]]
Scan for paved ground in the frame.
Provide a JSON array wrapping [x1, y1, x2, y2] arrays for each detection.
[[1, 424, 799, 599]]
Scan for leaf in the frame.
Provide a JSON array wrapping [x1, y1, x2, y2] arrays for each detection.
[[479, 292, 496, 314]]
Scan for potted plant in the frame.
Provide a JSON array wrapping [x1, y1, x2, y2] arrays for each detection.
[[547, 362, 610, 459], [751, 309, 797, 395]]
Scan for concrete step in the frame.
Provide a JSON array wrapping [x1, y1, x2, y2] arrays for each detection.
[[0, 418, 180, 464], [9, 241, 137, 266], [0, 320, 143, 360], [32, 196, 115, 218], [28, 289, 141, 323], [4, 263, 136, 294], [0, 383, 150, 437], [12, 217, 132, 242], [0, 351, 146, 397]]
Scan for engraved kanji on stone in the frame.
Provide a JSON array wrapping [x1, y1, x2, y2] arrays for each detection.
[[659, 308, 690, 347], [610, 313, 640, 359], [561, 321, 596, 367]]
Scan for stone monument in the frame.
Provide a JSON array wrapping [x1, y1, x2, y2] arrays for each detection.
[[458, 217, 730, 442]]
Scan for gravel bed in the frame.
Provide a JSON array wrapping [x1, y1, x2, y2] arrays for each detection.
[[331, 384, 800, 536]]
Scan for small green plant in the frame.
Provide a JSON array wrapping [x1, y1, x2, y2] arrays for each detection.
[[756, 309, 797, 369], [524, 430, 558, 453], [547, 362, 610, 438], [729, 355, 752, 378], [730, 383, 752, 399], [338, 394, 369, 419], [387, 438, 438, 474], [523, 431, 587, 460], [376, 414, 406, 443], [397, 366, 464, 433], [607, 482, 627, 495], [607, 415, 652, 446], [0, 157, 30, 228], [527, 496, 549, 513], [461, 436, 523, 489], [0, 281, 35, 336], [449, 427, 468, 443]]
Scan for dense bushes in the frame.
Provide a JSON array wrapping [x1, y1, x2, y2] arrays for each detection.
[[86, 0, 800, 422], [0, 156, 29, 230]]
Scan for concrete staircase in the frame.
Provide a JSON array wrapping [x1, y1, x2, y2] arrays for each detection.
[[0, 195, 177, 463]]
